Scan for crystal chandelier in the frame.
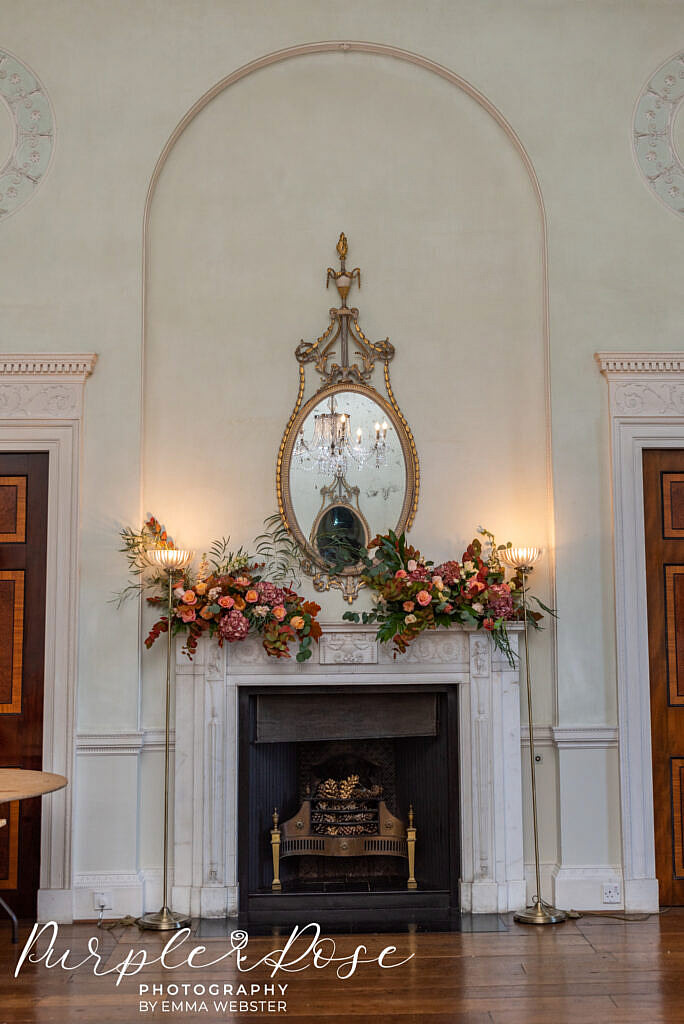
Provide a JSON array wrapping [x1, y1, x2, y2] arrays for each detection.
[[293, 397, 389, 476]]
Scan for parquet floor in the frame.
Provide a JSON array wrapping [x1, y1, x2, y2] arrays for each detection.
[[2, 911, 684, 1023]]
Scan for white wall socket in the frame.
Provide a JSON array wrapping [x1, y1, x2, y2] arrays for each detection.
[[602, 883, 621, 904], [92, 891, 113, 911]]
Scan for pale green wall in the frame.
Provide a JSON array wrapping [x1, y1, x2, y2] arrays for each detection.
[[2, 0, 682, 896]]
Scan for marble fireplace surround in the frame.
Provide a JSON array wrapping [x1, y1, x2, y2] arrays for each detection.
[[172, 622, 526, 918]]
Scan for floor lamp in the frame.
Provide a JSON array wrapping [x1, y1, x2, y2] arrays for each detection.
[[500, 546, 566, 926], [138, 546, 194, 931]]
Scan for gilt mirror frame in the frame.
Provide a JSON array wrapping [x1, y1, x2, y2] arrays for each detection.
[[276, 234, 420, 602]]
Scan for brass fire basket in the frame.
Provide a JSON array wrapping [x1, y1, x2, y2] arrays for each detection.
[[270, 775, 417, 891]]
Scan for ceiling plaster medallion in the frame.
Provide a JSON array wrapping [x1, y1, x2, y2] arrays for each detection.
[[0, 48, 55, 222], [633, 51, 684, 217]]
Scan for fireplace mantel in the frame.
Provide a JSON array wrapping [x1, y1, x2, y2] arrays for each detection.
[[172, 623, 526, 918]]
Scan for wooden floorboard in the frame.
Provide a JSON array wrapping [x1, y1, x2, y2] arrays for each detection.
[[2, 912, 684, 1022]]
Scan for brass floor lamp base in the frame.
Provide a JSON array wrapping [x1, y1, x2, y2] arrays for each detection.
[[138, 907, 191, 931], [514, 899, 567, 926]]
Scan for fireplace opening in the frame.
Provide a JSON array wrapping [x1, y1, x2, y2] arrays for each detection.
[[238, 686, 459, 925]]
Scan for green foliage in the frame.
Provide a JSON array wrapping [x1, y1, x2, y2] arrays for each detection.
[[254, 513, 303, 584], [208, 536, 251, 576]]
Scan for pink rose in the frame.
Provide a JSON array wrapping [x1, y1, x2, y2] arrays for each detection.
[[181, 590, 197, 605], [179, 606, 196, 623], [467, 580, 485, 596], [432, 575, 444, 589], [416, 590, 432, 607], [403, 601, 415, 612], [444, 603, 453, 612], [395, 569, 408, 579], [407, 560, 417, 572], [218, 595, 234, 609], [272, 605, 286, 621]]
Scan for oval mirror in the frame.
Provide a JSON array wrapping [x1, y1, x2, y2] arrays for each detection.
[[278, 382, 418, 600]]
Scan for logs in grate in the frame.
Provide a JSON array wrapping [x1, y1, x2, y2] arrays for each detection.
[[270, 774, 417, 891]]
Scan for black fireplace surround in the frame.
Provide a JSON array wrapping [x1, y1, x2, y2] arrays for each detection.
[[237, 685, 460, 926]]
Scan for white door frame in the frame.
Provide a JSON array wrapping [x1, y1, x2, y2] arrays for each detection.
[[0, 354, 96, 921], [598, 352, 684, 912]]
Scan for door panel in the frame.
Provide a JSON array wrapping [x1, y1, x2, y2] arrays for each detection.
[[0, 453, 48, 917], [644, 449, 684, 905]]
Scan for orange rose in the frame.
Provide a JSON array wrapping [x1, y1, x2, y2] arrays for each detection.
[[290, 615, 305, 629], [181, 590, 197, 605], [416, 590, 432, 607], [245, 589, 259, 603], [403, 601, 415, 612], [234, 576, 250, 587], [272, 605, 286, 621], [234, 596, 246, 610], [200, 605, 214, 620], [218, 595, 234, 609], [195, 582, 207, 595]]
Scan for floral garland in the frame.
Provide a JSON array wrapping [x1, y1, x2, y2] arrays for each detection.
[[119, 516, 321, 662], [343, 528, 550, 664]]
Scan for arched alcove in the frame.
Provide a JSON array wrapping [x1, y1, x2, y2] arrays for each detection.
[[141, 40, 553, 696]]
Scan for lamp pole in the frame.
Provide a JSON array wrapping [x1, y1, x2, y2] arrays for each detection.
[[138, 547, 193, 931], [501, 547, 566, 926]]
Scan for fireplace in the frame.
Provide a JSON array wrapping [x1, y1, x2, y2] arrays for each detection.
[[237, 687, 459, 924], [171, 623, 527, 922]]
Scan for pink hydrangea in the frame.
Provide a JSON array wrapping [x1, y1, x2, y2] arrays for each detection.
[[434, 561, 461, 585], [408, 565, 429, 581], [255, 580, 289, 606], [218, 608, 250, 642], [487, 583, 514, 620]]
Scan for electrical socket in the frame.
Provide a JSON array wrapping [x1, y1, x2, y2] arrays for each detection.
[[602, 883, 621, 904], [92, 891, 112, 911]]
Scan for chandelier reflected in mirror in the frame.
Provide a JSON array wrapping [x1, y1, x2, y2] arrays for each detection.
[[293, 394, 390, 476]]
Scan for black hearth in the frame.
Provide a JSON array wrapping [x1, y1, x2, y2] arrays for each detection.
[[237, 685, 460, 926]]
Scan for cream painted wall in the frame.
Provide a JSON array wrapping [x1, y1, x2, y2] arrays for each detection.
[[2, 0, 683, 910]]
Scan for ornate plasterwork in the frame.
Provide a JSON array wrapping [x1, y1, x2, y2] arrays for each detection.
[[596, 352, 684, 418], [0, 354, 97, 421], [0, 49, 55, 221], [596, 353, 684, 374], [0, 354, 97, 379], [633, 51, 684, 217]]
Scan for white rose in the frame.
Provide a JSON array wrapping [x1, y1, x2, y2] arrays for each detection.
[[472, 602, 484, 614]]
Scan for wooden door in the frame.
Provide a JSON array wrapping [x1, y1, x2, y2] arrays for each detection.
[[644, 449, 684, 905], [0, 453, 48, 918]]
